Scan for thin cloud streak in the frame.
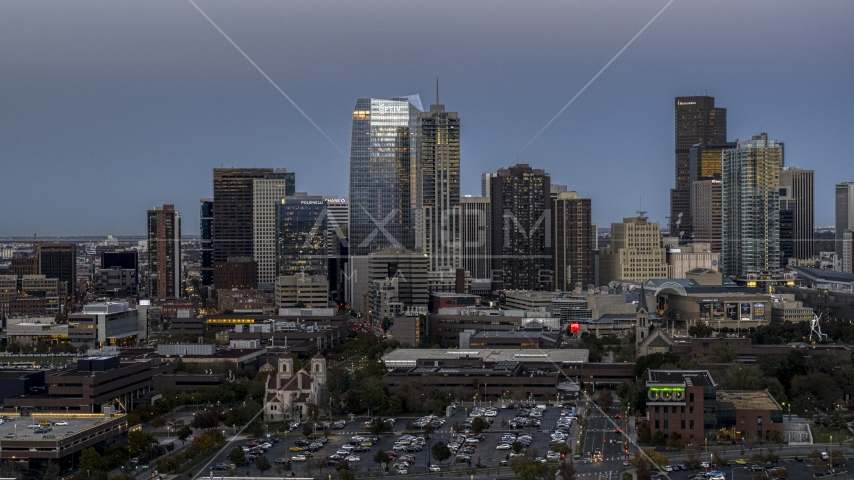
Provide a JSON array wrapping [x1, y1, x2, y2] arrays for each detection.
[[187, 0, 346, 157], [520, 0, 675, 155]]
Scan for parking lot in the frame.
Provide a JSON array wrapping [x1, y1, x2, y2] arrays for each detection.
[[195, 402, 580, 477]]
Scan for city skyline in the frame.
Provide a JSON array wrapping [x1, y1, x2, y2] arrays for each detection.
[[2, 1, 853, 235]]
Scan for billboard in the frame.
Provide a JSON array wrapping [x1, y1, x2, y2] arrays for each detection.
[[753, 303, 766, 321], [699, 302, 712, 322], [713, 302, 724, 321], [570, 322, 580, 333], [740, 303, 751, 321], [726, 304, 738, 321]]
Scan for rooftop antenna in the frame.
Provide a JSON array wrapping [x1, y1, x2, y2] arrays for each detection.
[[637, 197, 647, 220]]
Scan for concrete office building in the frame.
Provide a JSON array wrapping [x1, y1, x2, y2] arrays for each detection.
[[836, 182, 854, 268], [779, 167, 814, 262], [146, 204, 181, 298], [253, 169, 296, 288], [214, 257, 258, 290], [722, 134, 783, 277], [553, 191, 593, 291], [599, 215, 667, 285], [275, 275, 329, 309], [367, 249, 429, 313], [490, 164, 552, 291], [692, 179, 722, 253], [418, 97, 461, 272], [843, 230, 853, 274], [460, 196, 491, 281], [275, 194, 327, 278], [200, 198, 214, 287], [67, 302, 142, 347], [664, 240, 720, 279], [671, 96, 727, 240], [323, 196, 349, 255], [213, 168, 273, 287], [324, 197, 349, 305]]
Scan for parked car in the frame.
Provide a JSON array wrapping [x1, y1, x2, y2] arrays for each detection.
[[429, 464, 441, 472]]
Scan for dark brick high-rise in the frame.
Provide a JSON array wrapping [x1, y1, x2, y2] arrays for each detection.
[[671, 96, 726, 241], [490, 164, 552, 291]]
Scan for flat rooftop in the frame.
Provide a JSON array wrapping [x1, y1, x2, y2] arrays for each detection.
[[0, 415, 106, 440], [382, 348, 589, 367], [647, 370, 715, 387], [717, 390, 780, 411]]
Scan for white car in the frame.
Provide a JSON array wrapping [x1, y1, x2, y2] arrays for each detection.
[[496, 443, 512, 450], [54, 421, 69, 426], [347, 455, 361, 462], [291, 455, 307, 462], [485, 410, 498, 417], [546, 451, 560, 460], [27, 424, 40, 429], [700, 461, 710, 468], [429, 465, 441, 472]]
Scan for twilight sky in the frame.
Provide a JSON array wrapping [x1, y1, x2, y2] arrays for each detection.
[[1, 0, 853, 236]]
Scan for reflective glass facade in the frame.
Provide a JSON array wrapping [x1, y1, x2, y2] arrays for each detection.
[[722, 133, 782, 276], [348, 97, 421, 256], [275, 196, 327, 277]]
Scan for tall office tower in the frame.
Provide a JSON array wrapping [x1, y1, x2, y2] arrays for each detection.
[[35, 243, 76, 302], [490, 164, 552, 291], [599, 214, 667, 285], [460, 196, 491, 280], [347, 96, 421, 312], [367, 249, 429, 310], [147, 204, 182, 298], [348, 97, 421, 257], [779, 167, 814, 263], [200, 198, 214, 287], [323, 196, 349, 304], [836, 182, 854, 264], [418, 98, 460, 271], [692, 179, 723, 253], [671, 96, 727, 240], [553, 192, 593, 291], [481, 173, 495, 198], [212, 168, 272, 287], [722, 133, 783, 277], [253, 169, 296, 288], [322, 196, 349, 255], [275, 194, 327, 277]]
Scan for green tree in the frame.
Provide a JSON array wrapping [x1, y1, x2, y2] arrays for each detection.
[[374, 450, 390, 468], [302, 423, 313, 438], [228, 447, 246, 465], [255, 455, 271, 475], [338, 469, 357, 480], [177, 425, 192, 445], [431, 441, 451, 465], [512, 440, 524, 454], [470, 416, 488, 433], [40, 460, 61, 480], [709, 342, 738, 363], [510, 457, 548, 480], [368, 418, 390, 435], [79, 447, 107, 473], [636, 459, 652, 480], [306, 402, 319, 422], [688, 323, 714, 338], [152, 415, 166, 433], [557, 459, 576, 480], [597, 388, 613, 410]]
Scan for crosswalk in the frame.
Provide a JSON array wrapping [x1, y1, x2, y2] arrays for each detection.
[[575, 470, 622, 477]]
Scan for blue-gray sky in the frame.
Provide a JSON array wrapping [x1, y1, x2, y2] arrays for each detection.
[[2, 0, 853, 236]]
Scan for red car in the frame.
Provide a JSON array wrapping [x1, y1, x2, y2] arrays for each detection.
[[614, 414, 621, 419], [614, 427, 622, 433]]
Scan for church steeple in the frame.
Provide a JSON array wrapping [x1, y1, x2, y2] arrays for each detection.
[[636, 283, 649, 345]]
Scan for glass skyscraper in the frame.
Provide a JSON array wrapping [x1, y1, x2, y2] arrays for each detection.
[[348, 97, 422, 257], [722, 133, 783, 277], [275, 195, 327, 277]]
